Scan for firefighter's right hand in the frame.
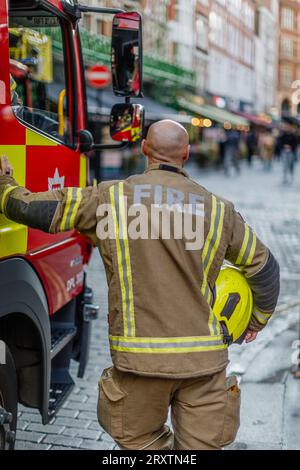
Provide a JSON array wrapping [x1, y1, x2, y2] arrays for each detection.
[[245, 329, 258, 343], [0, 156, 13, 177]]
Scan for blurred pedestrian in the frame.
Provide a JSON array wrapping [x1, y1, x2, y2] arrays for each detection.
[[223, 129, 240, 176], [274, 129, 281, 160], [279, 125, 297, 184], [296, 129, 300, 161], [246, 126, 257, 166], [260, 129, 274, 171], [217, 128, 226, 168]]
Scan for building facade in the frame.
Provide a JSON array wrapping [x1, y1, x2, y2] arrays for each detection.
[[167, 0, 210, 92], [80, 0, 173, 62], [278, 0, 300, 116], [254, 0, 279, 115], [207, 0, 256, 112], [81, 1, 295, 118]]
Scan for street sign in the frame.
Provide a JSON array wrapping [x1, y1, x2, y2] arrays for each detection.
[[86, 64, 111, 89]]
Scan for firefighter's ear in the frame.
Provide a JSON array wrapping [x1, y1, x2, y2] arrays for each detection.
[[141, 139, 148, 157], [183, 144, 190, 163]]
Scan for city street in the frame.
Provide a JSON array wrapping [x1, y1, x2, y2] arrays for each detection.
[[15, 159, 300, 450]]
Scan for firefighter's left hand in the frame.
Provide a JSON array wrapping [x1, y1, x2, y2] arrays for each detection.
[[245, 329, 258, 343], [0, 156, 13, 177]]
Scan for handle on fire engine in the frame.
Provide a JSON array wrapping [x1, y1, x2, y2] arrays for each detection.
[[78, 6, 125, 14], [58, 88, 66, 137]]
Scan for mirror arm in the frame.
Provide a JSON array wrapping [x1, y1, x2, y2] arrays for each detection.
[[78, 5, 125, 14], [92, 142, 129, 150]]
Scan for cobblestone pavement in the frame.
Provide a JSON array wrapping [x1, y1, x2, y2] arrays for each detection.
[[15, 159, 300, 449]]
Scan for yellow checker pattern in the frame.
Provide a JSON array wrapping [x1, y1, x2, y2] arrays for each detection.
[[0, 129, 87, 258], [0, 144, 28, 257], [25, 128, 58, 147]]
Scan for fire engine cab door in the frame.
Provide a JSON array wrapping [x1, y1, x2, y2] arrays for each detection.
[[0, 2, 86, 312]]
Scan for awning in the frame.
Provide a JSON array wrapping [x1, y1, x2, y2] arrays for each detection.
[[46, 82, 194, 124], [178, 97, 249, 127], [88, 87, 193, 124], [235, 110, 273, 127]]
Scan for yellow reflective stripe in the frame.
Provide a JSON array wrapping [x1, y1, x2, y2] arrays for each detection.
[[202, 196, 224, 335], [69, 188, 82, 230], [110, 185, 128, 336], [60, 188, 73, 231], [206, 201, 225, 335], [60, 187, 82, 231], [208, 308, 216, 335], [236, 224, 257, 267], [118, 182, 135, 337], [207, 287, 212, 305], [245, 233, 257, 266], [253, 307, 272, 325], [202, 195, 217, 262], [111, 345, 227, 353], [205, 201, 225, 274], [236, 224, 250, 264], [201, 277, 209, 300], [109, 334, 227, 353], [201, 196, 217, 301], [109, 335, 224, 343], [0, 185, 18, 213]]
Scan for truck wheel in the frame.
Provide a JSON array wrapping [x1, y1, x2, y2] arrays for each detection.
[[0, 346, 18, 450]]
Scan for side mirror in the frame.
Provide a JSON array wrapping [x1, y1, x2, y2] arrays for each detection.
[[110, 103, 144, 142], [111, 12, 143, 98]]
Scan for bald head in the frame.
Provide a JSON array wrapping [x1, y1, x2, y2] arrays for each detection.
[[142, 120, 190, 166]]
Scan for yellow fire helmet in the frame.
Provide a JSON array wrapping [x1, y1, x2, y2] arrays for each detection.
[[212, 265, 253, 345]]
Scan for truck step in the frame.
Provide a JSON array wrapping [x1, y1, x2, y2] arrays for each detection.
[[48, 381, 74, 415], [50, 325, 77, 359]]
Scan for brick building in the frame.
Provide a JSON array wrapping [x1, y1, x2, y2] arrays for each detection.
[[278, 0, 300, 116]]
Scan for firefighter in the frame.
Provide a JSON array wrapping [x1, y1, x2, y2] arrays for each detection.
[[0, 120, 280, 450]]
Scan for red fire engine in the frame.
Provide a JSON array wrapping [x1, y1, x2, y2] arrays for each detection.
[[0, 0, 144, 449]]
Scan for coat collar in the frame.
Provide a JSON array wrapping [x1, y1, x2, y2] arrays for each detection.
[[144, 162, 189, 177]]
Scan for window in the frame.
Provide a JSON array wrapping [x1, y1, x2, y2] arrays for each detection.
[[281, 7, 294, 30], [228, 0, 242, 18], [209, 12, 224, 48], [281, 36, 293, 58], [196, 14, 208, 51], [228, 24, 234, 55], [243, 36, 253, 65], [227, 24, 241, 58], [280, 65, 293, 88], [243, 2, 255, 30], [167, 0, 177, 21], [97, 19, 104, 36], [9, 9, 73, 146], [83, 14, 92, 32]]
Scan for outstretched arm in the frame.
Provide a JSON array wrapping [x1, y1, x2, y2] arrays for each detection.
[[0, 156, 99, 244]]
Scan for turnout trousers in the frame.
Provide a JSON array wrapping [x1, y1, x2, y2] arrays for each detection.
[[97, 366, 240, 450]]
